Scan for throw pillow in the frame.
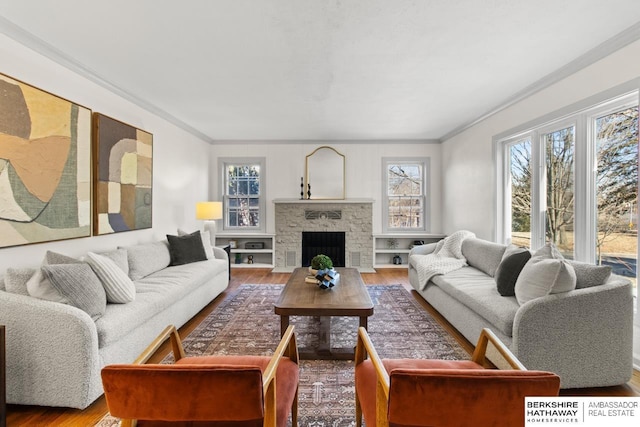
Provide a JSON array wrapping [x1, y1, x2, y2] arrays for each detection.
[[4, 268, 36, 296], [567, 260, 612, 289], [514, 244, 577, 305], [178, 228, 214, 259], [26, 251, 82, 303], [121, 241, 171, 280], [86, 252, 136, 303], [98, 248, 130, 276], [461, 238, 507, 277], [41, 264, 107, 321], [167, 231, 208, 266], [494, 246, 531, 296]]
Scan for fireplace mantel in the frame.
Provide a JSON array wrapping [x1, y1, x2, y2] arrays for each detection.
[[273, 198, 374, 204]]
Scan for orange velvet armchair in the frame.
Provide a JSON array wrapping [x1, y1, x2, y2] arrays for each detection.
[[355, 327, 560, 427], [101, 324, 299, 427]]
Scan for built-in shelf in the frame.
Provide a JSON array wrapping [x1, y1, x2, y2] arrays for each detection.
[[215, 233, 275, 269], [373, 233, 445, 269]]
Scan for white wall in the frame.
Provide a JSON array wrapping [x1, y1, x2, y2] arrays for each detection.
[[0, 33, 211, 276], [441, 39, 640, 240], [210, 141, 443, 235]]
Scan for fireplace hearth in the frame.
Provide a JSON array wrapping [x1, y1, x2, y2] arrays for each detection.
[[302, 231, 345, 267]]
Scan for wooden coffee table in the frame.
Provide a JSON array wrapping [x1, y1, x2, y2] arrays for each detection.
[[274, 267, 374, 360]]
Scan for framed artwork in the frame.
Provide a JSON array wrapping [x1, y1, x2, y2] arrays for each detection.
[[93, 113, 153, 235], [0, 73, 92, 248]]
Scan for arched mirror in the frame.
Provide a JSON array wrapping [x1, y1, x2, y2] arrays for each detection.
[[305, 146, 345, 199]]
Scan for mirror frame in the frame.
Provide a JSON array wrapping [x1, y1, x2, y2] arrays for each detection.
[[305, 146, 345, 200]]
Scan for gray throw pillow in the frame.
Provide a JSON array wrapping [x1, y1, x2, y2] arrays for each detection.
[[567, 260, 612, 289], [514, 243, 577, 305], [495, 247, 531, 296], [98, 248, 129, 276], [121, 241, 171, 280], [167, 231, 208, 266], [41, 264, 107, 321], [26, 251, 82, 303], [4, 268, 35, 296]]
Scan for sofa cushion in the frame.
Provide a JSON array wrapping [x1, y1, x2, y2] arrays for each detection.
[[121, 241, 171, 280], [567, 260, 612, 289], [167, 231, 208, 266], [431, 267, 519, 337], [461, 238, 507, 277], [495, 246, 531, 296], [95, 258, 227, 347], [4, 267, 35, 295], [514, 244, 576, 305], [98, 248, 130, 275], [41, 263, 107, 321], [86, 252, 136, 304]]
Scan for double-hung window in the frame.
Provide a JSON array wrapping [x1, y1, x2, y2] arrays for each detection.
[[382, 158, 430, 232], [219, 157, 265, 232]]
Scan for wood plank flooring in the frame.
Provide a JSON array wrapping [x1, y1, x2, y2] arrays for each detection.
[[5, 268, 639, 426]]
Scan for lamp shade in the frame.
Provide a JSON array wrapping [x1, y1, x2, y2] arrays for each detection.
[[196, 201, 223, 220]]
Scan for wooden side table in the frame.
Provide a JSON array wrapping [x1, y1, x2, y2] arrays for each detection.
[[1, 325, 5, 427]]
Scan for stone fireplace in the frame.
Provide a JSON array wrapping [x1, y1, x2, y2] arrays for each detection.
[[273, 199, 374, 272]]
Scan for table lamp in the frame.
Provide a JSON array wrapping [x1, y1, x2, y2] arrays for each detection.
[[196, 201, 222, 245]]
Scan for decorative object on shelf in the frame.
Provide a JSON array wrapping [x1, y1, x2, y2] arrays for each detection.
[[195, 201, 222, 245], [247, 255, 254, 264], [307, 183, 311, 199], [0, 72, 92, 248], [245, 241, 264, 249], [93, 113, 153, 235], [393, 254, 402, 265], [387, 238, 399, 249], [315, 268, 338, 289], [228, 239, 237, 249], [300, 176, 304, 199], [235, 253, 242, 264], [307, 254, 334, 279]]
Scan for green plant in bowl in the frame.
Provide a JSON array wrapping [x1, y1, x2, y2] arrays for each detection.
[[310, 254, 333, 270]]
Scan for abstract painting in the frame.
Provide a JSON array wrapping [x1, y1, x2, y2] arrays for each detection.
[[0, 73, 91, 248], [93, 113, 152, 235]]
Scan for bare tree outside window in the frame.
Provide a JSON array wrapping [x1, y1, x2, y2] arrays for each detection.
[[226, 164, 261, 228], [387, 164, 424, 229], [509, 140, 532, 248]]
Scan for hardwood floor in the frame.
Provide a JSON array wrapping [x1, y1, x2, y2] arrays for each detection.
[[5, 268, 639, 426]]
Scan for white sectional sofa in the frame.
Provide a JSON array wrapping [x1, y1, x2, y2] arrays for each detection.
[[408, 236, 634, 389], [0, 235, 229, 409]]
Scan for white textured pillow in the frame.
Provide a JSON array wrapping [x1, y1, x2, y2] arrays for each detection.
[[120, 241, 171, 280], [514, 244, 577, 305], [86, 252, 136, 303], [178, 228, 214, 259]]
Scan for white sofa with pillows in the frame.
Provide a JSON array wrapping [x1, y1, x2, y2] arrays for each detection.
[[408, 233, 634, 389], [0, 230, 228, 409]]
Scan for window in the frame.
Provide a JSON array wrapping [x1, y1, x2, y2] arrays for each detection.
[[496, 91, 638, 308], [382, 158, 429, 232], [219, 158, 265, 232]]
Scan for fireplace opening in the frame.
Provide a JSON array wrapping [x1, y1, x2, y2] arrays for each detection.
[[302, 231, 345, 267]]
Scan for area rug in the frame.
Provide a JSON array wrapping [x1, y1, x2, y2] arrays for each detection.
[[96, 284, 468, 426]]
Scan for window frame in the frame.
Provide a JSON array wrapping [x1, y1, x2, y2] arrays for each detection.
[[381, 157, 430, 233], [496, 90, 638, 263], [218, 157, 266, 233]]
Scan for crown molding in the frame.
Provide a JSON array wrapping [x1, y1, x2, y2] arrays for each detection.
[[440, 21, 640, 142], [0, 15, 215, 144]]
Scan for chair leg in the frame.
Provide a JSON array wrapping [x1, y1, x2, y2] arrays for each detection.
[[355, 391, 363, 427], [291, 385, 298, 426]]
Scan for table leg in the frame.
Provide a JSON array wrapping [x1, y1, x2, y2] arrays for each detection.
[[359, 316, 368, 330], [280, 315, 289, 337], [318, 316, 331, 354]]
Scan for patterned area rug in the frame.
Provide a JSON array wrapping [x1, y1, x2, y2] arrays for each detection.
[[96, 284, 468, 426]]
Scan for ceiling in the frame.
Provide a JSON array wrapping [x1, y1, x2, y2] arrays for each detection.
[[1, 0, 640, 143]]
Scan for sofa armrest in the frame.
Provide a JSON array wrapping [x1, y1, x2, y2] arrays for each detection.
[[408, 242, 438, 257], [512, 278, 633, 388], [212, 246, 229, 262], [0, 291, 102, 409]]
